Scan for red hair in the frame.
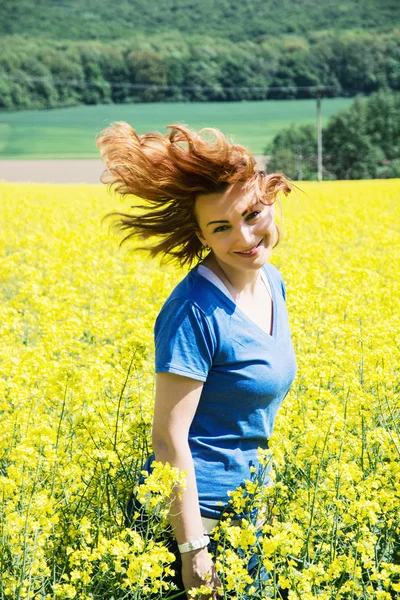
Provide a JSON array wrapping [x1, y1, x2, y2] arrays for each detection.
[[97, 122, 291, 266]]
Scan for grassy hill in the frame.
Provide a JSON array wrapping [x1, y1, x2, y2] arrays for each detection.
[[0, 98, 353, 158], [1, 0, 399, 42]]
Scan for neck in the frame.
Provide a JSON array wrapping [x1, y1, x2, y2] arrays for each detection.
[[203, 254, 261, 296]]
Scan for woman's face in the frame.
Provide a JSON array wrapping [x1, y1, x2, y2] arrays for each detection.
[[195, 182, 277, 273]]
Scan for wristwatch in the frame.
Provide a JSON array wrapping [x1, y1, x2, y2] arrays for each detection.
[[178, 534, 210, 554]]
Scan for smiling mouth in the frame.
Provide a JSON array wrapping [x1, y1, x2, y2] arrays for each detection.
[[234, 239, 263, 255]]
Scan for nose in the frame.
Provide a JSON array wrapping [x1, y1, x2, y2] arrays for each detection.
[[236, 223, 255, 248]]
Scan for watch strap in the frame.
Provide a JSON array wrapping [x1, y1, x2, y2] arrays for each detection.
[[178, 534, 210, 554]]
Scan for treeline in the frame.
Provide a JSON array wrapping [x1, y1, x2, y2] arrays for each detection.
[[0, 30, 399, 111], [267, 90, 400, 180], [1, 0, 397, 43]]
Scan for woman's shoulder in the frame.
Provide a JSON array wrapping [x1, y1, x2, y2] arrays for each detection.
[[154, 268, 218, 366], [164, 265, 202, 301], [159, 265, 225, 317]]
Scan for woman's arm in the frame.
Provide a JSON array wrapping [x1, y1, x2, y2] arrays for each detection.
[[152, 372, 221, 598]]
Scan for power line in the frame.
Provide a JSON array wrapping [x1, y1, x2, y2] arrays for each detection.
[[0, 73, 353, 94]]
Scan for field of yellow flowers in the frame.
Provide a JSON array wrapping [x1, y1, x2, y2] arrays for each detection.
[[0, 180, 399, 600]]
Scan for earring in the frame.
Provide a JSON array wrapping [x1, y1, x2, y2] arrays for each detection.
[[204, 245, 210, 251]]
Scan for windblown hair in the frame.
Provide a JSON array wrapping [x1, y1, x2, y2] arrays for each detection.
[[97, 122, 291, 266]]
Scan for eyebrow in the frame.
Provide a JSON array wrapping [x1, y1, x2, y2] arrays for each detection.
[[206, 204, 257, 228]]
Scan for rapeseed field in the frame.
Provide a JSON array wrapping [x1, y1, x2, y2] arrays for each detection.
[[0, 180, 399, 599]]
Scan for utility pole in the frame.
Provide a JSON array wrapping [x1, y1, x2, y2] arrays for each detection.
[[296, 144, 303, 181], [317, 96, 323, 182]]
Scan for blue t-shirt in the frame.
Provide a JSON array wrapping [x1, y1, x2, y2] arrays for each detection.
[[154, 262, 297, 518]]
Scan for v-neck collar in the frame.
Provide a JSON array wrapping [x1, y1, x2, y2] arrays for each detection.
[[194, 263, 277, 342]]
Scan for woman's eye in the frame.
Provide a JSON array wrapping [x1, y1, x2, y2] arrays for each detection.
[[214, 225, 229, 233], [246, 211, 261, 220]]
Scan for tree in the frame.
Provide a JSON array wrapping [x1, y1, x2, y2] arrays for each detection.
[[265, 124, 318, 180], [126, 50, 168, 102], [266, 91, 400, 180], [41, 47, 86, 107], [101, 47, 129, 104], [364, 89, 400, 160], [325, 97, 384, 179], [183, 43, 222, 102], [78, 44, 112, 105], [0, 78, 13, 109], [20, 56, 58, 109]]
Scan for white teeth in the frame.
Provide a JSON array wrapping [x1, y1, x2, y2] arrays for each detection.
[[235, 240, 262, 254], [238, 240, 262, 254]]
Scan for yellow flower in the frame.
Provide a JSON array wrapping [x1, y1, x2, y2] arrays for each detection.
[[1, 180, 399, 599]]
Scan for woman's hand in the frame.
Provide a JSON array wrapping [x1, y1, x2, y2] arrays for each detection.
[[181, 547, 222, 599]]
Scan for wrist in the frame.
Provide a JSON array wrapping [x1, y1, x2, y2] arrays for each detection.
[[181, 545, 210, 560], [178, 534, 209, 554]]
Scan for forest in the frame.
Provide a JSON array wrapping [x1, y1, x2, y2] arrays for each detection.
[[0, 30, 399, 111], [1, 0, 398, 42]]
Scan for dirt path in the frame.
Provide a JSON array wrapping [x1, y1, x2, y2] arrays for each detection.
[[0, 160, 105, 184], [0, 157, 267, 184]]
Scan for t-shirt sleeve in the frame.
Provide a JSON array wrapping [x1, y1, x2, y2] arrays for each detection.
[[154, 299, 215, 382]]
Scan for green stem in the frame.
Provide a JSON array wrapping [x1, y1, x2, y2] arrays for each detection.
[[304, 420, 333, 566]]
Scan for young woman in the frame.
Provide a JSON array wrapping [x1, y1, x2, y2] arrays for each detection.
[[97, 123, 297, 599]]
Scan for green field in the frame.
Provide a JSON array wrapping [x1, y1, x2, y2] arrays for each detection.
[[0, 98, 353, 159]]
